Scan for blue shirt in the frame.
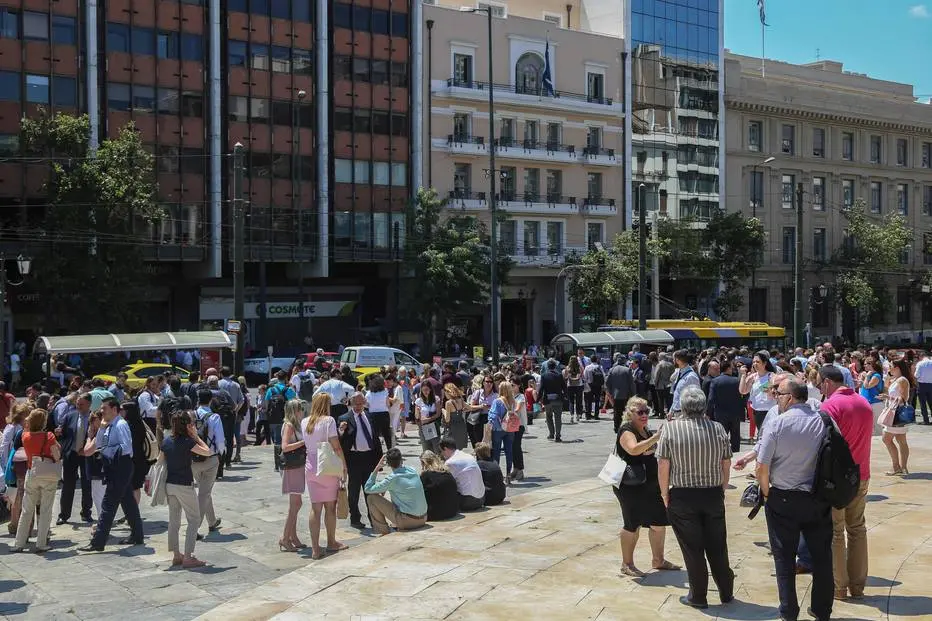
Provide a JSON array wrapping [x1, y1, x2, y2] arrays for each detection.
[[196, 405, 226, 456], [757, 403, 826, 492], [364, 465, 428, 517], [670, 367, 701, 412], [791, 355, 809, 370], [96, 416, 134, 458], [834, 363, 855, 390], [487, 398, 513, 432], [219, 377, 245, 408], [265, 384, 296, 403]]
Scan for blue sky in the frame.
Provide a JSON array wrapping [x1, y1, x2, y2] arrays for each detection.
[[724, 0, 932, 100]]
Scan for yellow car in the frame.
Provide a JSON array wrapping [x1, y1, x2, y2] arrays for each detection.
[[94, 363, 191, 390]]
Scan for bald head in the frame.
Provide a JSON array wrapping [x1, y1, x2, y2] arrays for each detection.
[[707, 360, 720, 377]]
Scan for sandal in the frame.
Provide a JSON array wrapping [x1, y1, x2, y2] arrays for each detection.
[[885, 469, 904, 476], [326, 542, 348, 553], [652, 560, 681, 571], [620, 563, 645, 578]]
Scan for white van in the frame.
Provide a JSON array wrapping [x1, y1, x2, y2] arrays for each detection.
[[340, 346, 421, 372]]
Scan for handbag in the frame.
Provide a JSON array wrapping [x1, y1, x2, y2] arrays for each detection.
[[29, 434, 62, 481], [317, 441, 344, 477], [877, 406, 896, 428], [894, 403, 916, 426], [278, 425, 307, 470], [621, 462, 647, 486], [421, 421, 439, 441], [4, 443, 17, 487], [336, 483, 349, 520], [598, 451, 628, 486]]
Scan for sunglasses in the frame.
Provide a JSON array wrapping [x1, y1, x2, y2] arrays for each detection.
[[635, 409, 649, 415], [484, 379, 494, 384]]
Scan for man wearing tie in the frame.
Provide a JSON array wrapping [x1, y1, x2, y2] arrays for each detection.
[[338, 392, 383, 529], [56, 393, 94, 525]]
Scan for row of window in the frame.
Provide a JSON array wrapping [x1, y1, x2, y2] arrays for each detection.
[[0, 71, 76, 107], [332, 3, 408, 37], [107, 84, 204, 116], [334, 159, 406, 186], [227, 0, 311, 22], [451, 113, 606, 150], [106, 23, 203, 61], [229, 96, 313, 127], [453, 162, 606, 201], [0, 9, 77, 45], [228, 41, 312, 74], [749, 121, 932, 168], [783, 226, 932, 267], [333, 107, 407, 137], [333, 56, 408, 87], [333, 211, 406, 249], [756, 284, 927, 328]]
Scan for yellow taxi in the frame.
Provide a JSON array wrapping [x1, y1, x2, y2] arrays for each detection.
[[94, 363, 191, 390]]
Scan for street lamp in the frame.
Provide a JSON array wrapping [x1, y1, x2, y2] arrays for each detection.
[[750, 156, 775, 291], [462, 5, 499, 364], [0, 254, 32, 367], [809, 283, 828, 348]]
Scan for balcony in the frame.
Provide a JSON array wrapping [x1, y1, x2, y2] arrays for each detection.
[[498, 192, 578, 216], [580, 196, 618, 216], [436, 78, 624, 116], [494, 139, 578, 165], [446, 134, 487, 156], [507, 245, 587, 268], [581, 146, 618, 166], [447, 190, 487, 211]]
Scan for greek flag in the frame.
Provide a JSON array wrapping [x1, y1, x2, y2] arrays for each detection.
[[542, 40, 555, 97], [757, 0, 768, 26]]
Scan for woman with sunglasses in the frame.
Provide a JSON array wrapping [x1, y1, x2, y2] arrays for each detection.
[[465, 375, 497, 448], [613, 397, 678, 578], [739, 351, 777, 442]]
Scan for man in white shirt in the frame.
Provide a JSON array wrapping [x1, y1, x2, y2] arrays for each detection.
[[137, 376, 160, 432], [439, 438, 485, 511], [193, 389, 225, 535], [337, 393, 382, 528], [315, 369, 355, 417], [915, 351, 932, 425]]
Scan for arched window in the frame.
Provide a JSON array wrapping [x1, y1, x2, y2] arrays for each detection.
[[515, 52, 544, 95]]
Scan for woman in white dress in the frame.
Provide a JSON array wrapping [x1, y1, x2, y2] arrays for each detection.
[[882, 358, 913, 476]]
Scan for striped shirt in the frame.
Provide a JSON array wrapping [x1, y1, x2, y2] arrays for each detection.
[[655, 417, 732, 488]]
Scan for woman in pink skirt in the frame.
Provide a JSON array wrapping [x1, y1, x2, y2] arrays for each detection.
[[280, 399, 307, 551], [302, 393, 348, 559]]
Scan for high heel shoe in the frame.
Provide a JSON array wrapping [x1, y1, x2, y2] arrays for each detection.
[[278, 539, 297, 552], [291, 539, 307, 549]]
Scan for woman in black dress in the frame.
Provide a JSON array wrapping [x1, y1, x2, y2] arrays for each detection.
[[121, 401, 151, 505], [613, 396, 680, 577]]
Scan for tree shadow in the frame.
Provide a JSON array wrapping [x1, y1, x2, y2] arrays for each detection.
[[0, 580, 26, 592], [144, 520, 169, 536], [0, 603, 29, 615]]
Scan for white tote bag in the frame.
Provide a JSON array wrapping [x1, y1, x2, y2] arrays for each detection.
[[317, 441, 344, 477], [598, 451, 628, 487]]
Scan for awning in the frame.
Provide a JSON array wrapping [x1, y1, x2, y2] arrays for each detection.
[[550, 330, 675, 348], [34, 331, 235, 355]]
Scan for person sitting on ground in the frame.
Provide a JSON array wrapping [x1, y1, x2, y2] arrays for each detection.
[[438, 437, 485, 511], [473, 442, 506, 506], [419, 450, 460, 521], [363, 448, 427, 536]]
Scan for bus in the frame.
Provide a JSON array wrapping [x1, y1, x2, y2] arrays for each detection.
[[597, 320, 787, 352]]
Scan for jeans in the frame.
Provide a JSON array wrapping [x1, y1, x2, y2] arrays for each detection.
[[220, 414, 235, 473], [765, 488, 834, 621], [566, 386, 583, 420], [544, 402, 563, 439], [584, 389, 600, 418], [513, 426, 525, 470], [918, 383, 932, 424], [91, 456, 143, 548], [491, 429, 515, 475]]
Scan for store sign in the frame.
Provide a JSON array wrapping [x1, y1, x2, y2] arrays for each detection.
[[199, 299, 357, 321]]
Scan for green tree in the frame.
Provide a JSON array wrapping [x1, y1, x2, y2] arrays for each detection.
[[832, 200, 913, 319], [402, 188, 512, 347], [566, 233, 642, 325], [22, 112, 163, 333]]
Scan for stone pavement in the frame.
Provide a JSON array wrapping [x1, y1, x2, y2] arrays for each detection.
[[0, 413, 614, 620], [193, 427, 932, 621]]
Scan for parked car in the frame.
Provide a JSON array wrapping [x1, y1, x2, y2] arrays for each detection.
[[297, 351, 341, 372], [94, 363, 190, 390]]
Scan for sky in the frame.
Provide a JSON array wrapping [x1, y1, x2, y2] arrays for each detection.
[[724, 0, 932, 100]]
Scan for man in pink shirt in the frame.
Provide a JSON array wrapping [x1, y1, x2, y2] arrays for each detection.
[[818, 364, 872, 601]]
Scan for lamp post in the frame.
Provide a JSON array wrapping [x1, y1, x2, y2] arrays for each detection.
[[637, 183, 647, 330], [295, 89, 307, 326], [0, 255, 32, 374], [809, 283, 827, 348]]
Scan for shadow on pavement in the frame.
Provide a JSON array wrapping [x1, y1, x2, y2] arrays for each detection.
[[857, 595, 932, 616], [902, 472, 932, 481], [207, 532, 247, 543], [866, 575, 902, 587], [866, 495, 889, 502], [698, 600, 774, 620]]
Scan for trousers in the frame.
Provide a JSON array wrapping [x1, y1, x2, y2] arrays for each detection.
[[765, 487, 834, 621], [544, 402, 563, 439], [166, 482, 201, 555], [717, 415, 743, 453], [367, 493, 426, 535], [491, 429, 515, 475], [91, 456, 143, 547], [917, 382, 932, 424], [346, 449, 379, 523], [220, 415, 235, 472], [14, 474, 58, 549], [190, 455, 219, 529], [667, 487, 734, 605], [367, 411, 394, 451], [832, 480, 869, 595], [512, 426, 525, 470], [58, 452, 92, 521]]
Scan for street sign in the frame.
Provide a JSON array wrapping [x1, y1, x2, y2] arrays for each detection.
[[226, 319, 241, 334]]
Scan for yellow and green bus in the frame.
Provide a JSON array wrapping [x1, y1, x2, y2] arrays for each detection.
[[596, 319, 786, 351]]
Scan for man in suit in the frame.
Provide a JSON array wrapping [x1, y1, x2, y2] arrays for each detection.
[[338, 392, 383, 529], [605, 354, 635, 433], [707, 359, 744, 452], [56, 392, 93, 524], [701, 360, 720, 397]]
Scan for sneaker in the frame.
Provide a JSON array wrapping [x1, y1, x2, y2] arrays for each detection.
[[554, 437, 562, 443]]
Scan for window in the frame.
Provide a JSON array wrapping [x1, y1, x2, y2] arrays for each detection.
[[514, 52, 543, 95], [871, 181, 882, 214], [157, 31, 179, 59], [132, 84, 155, 112], [371, 110, 390, 135], [587, 72, 604, 103], [270, 0, 290, 19], [334, 159, 352, 182], [499, 166, 516, 200], [587, 172, 602, 200], [181, 92, 203, 117], [524, 168, 539, 201], [372, 161, 390, 186], [749, 288, 767, 323], [843, 179, 854, 209], [782, 227, 796, 264], [51, 76, 76, 107], [499, 220, 516, 254], [107, 23, 130, 52], [248, 98, 270, 122], [587, 222, 604, 250], [499, 118, 515, 146], [370, 59, 388, 84], [897, 138, 908, 166], [390, 61, 407, 87], [293, 0, 310, 21], [812, 128, 824, 157], [781, 124, 794, 155], [352, 57, 369, 81], [353, 5, 370, 30], [923, 142, 931, 169], [524, 120, 538, 145], [453, 53, 472, 85], [453, 163, 471, 197], [228, 96, 248, 122], [107, 83, 131, 111], [181, 33, 203, 62], [158, 88, 179, 114], [228, 40, 247, 66], [452, 113, 470, 140], [391, 162, 405, 186], [544, 13, 562, 26], [748, 121, 762, 152], [897, 287, 911, 324], [270, 100, 290, 126], [781, 174, 794, 208], [352, 160, 369, 183], [0, 71, 18, 101], [749, 170, 763, 209], [132, 27, 155, 56], [251, 43, 269, 70], [391, 12, 408, 37], [23, 11, 47, 40], [842, 132, 853, 161], [586, 126, 602, 151], [546, 169, 561, 200], [925, 185, 932, 216], [477, 2, 506, 18], [391, 113, 406, 137], [812, 177, 824, 211], [924, 232, 932, 265], [897, 183, 908, 215], [51, 15, 76, 45], [0, 134, 19, 156], [353, 108, 370, 132], [870, 135, 882, 163], [813, 228, 826, 262], [271, 46, 290, 73], [333, 2, 350, 28], [25, 74, 49, 104], [333, 107, 352, 131], [546, 122, 561, 148], [0, 8, 18, 39], [546, 221, 562, 255], [293, 49, 311, 74], [524, 221, 540, 256]]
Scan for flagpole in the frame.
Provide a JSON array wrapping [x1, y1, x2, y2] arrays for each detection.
[[761, 19, 765, 77]]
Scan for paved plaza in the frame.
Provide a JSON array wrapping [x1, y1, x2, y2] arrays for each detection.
[[2, 417, 932, 621]]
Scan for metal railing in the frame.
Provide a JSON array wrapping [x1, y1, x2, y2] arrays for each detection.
[[582, 146, 615, 157], [448, 134, 485, 145], [583, 196, 615, 207], [448, 190, 487, 201], [446, 78, 614, 105]]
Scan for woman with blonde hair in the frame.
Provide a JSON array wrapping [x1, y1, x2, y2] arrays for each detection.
[[419, 450, 459, 520], [12, 408, 61, 552], [278, 399, 307, 551], [487, 381, 519, 484], [302, 392, 348, 559], [442, 383, 469, 450]]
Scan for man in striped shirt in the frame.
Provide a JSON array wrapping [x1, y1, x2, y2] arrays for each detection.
[[656, 386, 734, 611]]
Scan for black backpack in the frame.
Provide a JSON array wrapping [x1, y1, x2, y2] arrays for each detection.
[[158, 395, 189, 420], [590, 365, 605, 392], [812, 413, 861, 510], [266, 384, 287, 424], [211, 389, 236, 419], [298, 374, 316, 401], [191, 410, 214, 462]]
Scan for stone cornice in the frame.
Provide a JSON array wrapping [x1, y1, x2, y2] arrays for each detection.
[[725, 99, 932, 135]]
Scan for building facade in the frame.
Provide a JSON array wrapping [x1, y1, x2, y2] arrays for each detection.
[[424, 1, 625, 347], [725, 52, 932, 344], [0, 0, 416, 354]]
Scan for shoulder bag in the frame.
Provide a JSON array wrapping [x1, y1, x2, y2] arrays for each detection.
[[598, 432, 647, 487], [29, 434, 62, 481], [317, 437, 344, 477], [279, 425, 307, 470]]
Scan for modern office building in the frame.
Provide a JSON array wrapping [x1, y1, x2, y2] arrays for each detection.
[[0, 0, 416, 352], [725, 52, 932, 343], [423, 1, 625, 346]]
